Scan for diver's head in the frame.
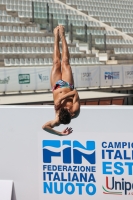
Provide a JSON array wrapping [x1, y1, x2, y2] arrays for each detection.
[[59, 108, 71, 124]]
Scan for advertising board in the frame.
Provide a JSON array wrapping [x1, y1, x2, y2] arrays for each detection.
[[19, 67, 35, 91], [100, 65, 123, 87], [123, 65, 133, 85], [5, 68, 20, 92], [35, 67, 51, 90], [0, 65, 131, 92], [75, 66, 99, 88], [0, 68, 7, 92], [0, 107, 133, 200]]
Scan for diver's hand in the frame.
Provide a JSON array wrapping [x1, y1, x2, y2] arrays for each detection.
[[61, 127, 73, 136]]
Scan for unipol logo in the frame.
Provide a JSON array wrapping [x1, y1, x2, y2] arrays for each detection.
[[43, 140, 95, 164]]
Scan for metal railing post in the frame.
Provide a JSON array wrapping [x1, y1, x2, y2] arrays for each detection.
[[85, 24, 87, 43], [70, 24, 73, 43], [66, 15, 68, 32], [104, 33, 106, 53], [32, 2, 34, 23], [47, 3, 49, 24], [89, 33, 92, 52], [51, 14, 53, 32]]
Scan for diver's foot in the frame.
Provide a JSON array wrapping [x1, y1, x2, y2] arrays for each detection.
[[53, 26, 60, 40], [59, 25, 65, 40]]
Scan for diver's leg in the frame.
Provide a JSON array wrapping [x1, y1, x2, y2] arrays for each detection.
[[50, 26, 62, 87]]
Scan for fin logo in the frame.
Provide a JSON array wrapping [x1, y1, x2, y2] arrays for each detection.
[[42, 140, 95, 164], [104, 72, 119, 80]]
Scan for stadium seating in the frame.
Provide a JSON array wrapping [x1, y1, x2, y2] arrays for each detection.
[[4, 57, 102, 66], [0, 25, 40, 33], [0, 0, 133, 69], [95, 38, 133, 45], [4, 58, 53, 66], [65, 0, 133, 34], [0, 46, 84, 54], [114, 48, 133, 54], [0, 36, 54, 43], [0, 0, 133, 100]]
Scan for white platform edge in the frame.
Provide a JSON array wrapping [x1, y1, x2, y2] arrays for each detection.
[[0, 180, 13, 200]]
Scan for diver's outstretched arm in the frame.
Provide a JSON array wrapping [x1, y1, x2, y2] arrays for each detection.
[[42, 120, 73, 136]]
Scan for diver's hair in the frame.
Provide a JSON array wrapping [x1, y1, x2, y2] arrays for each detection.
[[59, 108, 71, 124]]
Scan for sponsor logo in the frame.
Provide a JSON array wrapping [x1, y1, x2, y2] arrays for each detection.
[[0, 76, 10, 84], [105, 72, 119, 79], [102, 176, 133, 195], [18, 74, 30, 84], [42, 140, 96, 196], [38, 74, 48, 82], [125, 71, 133, 79], [81, 73, 92, 81], [102, 142, 133, 196]]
